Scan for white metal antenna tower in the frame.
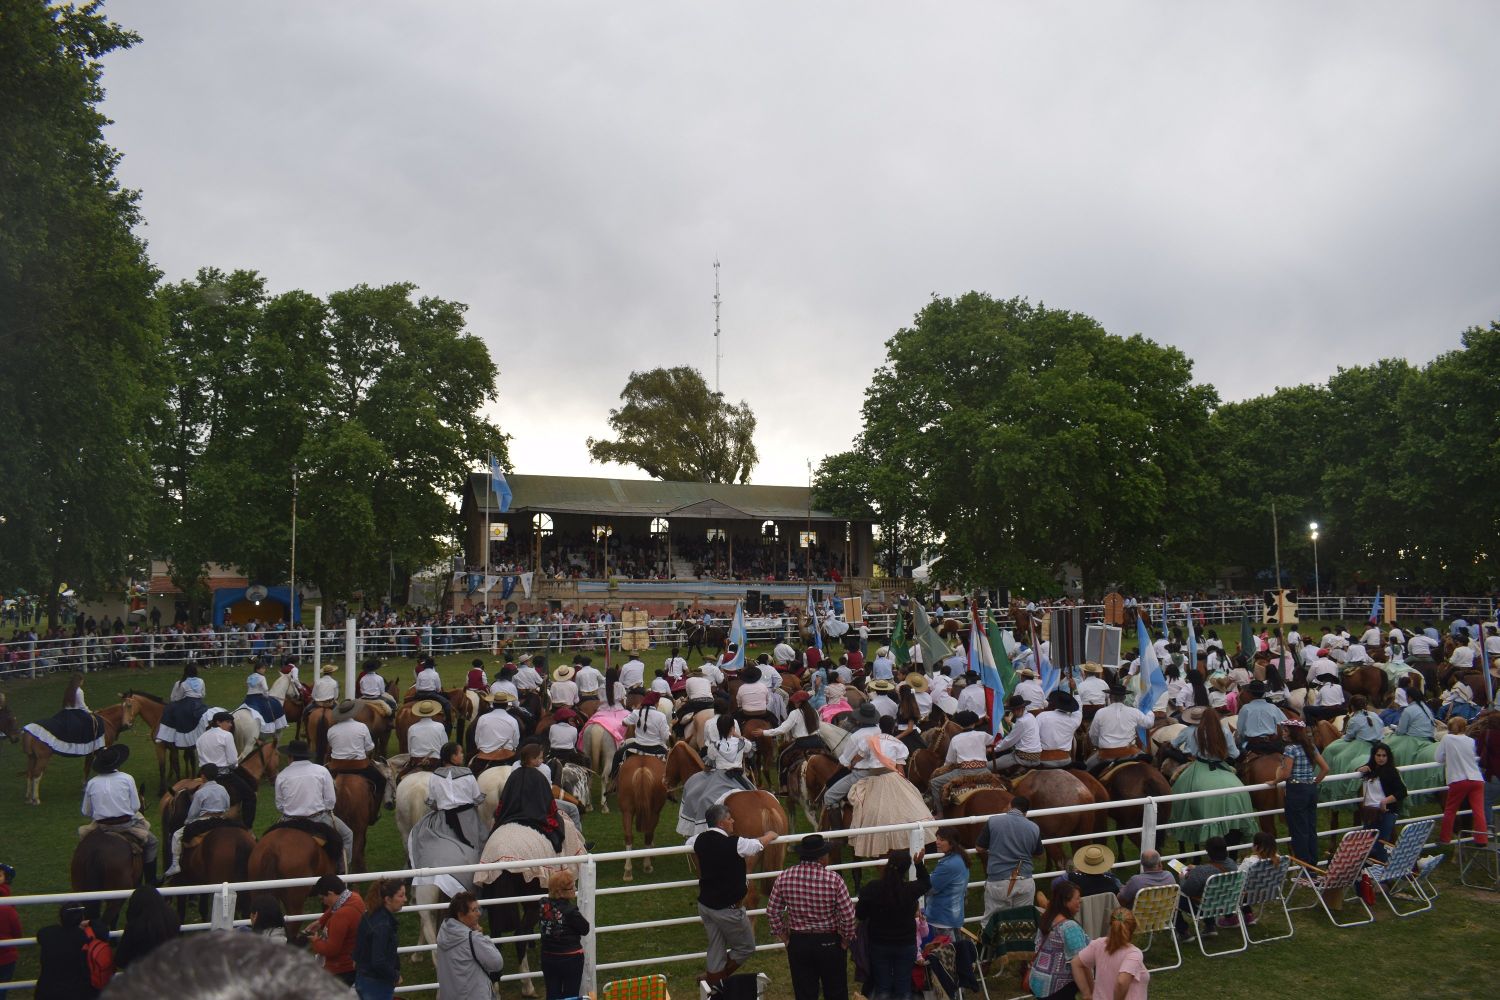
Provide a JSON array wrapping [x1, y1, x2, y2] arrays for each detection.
[[713, 258, 722, 395]]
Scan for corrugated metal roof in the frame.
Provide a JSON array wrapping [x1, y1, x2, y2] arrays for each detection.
[[467, 473, 852, 521]]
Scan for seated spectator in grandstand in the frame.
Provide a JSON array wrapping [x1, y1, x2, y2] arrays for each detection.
[[113, 885, 181, 970], [1118, 850, 1176, 909], [97, 930, 351, 1000]]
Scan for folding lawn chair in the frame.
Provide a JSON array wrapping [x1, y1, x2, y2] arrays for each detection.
[[1129, 882, 1182, 972], [1457, 828, 1500, 890], [1185, 869, 1247, 956], [1286, 827, 1378, 928], [1077, 891, 1116, 940], [1365, 817, 1436, 917], [977, 904, 1038, 1000], [1413, 851, 1445, 899], [1240, 856, 1294, 944], [603, 973, 671, 1000]]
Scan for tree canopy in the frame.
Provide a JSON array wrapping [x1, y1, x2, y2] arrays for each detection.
[[587, 366, 758, 483]]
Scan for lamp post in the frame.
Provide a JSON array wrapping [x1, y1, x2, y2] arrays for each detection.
[[1309, 522, 1320, 619]]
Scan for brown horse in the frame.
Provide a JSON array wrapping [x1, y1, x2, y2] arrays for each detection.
[[1093, 761, 1174, 855], [175, 821, 256, 920], [788, 752, 841, 830], [333, 771, 381, 871], [0, 693, 20, 753], [947, 786, 1015, 849], [311, 700, 392, 761], [617, 753, 667, 881], [1342, 665, 1389, 706], [72, 829, 142, 930], [246, 827, 339, 915], [23, 699, 138, 805], [665, 742, 789, 913], [1238, 753, 1285, 837], [741, 718, 776, 789], [1011, 769, 1098, 865], [119, 690, 195, 796]]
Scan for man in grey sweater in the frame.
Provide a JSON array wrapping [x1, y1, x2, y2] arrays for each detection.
[[976, 796, 1043, 919]]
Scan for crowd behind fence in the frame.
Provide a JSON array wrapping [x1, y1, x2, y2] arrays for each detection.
[[0, 761, 1472, 996], [3, 593, 1493, 681]]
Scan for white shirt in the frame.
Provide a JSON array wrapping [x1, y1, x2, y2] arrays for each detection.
[[957, 684, 987, 716], [186, 781, 231, 823], [1014, 679, 1047, 711], [772, 643, 796, 666], [737, 684, 770, 713], [82, 771, 140, 820], [928, 673, 952, 698], [1387, 628, 1404, 644], [766, 710, 820, 740], [1307, 660, 1339, 684], [1407, 634, 1437, 657], [1450, 646, 1476, 669], [489, 679, 519, 700], [548, 722, 578, 752], [1486, 634, 1500, 656], [619, 659, 646, 690], [1360, 628, 1383, 646], [837, 726, 881, 767], [688, 826, 767, 857], [844, 732, 908, 770], [1346, 644, 1372, 665], [708, 735, 752, 770], [514, 665, 543, 690], [870, 694, 898, 719], [870, 655, 895, 680], [1089, 703, 1154, 749], [685, 676, 713, 700], [625, 707, 673, 747], [549, 680, 579, 706], [311, 675, 340, 702], [413, 669, 444, 693], [196, 726, 239, 770], [650, 675, 672, 696], [276, 760, 336, 817], [666, 655, 690, 677], [474, 710, 521, 753], [575, 666, 603, 695], [358, 673, 388, 699], [945, 730, 991, 765], [1036, 710, 1082, 751], [1435, 733, 1483, 783], [327, 719, 375, 760], [1315, 684, 1346, 707], [407, 719, 447, 759], [994, 712, 1041, 754], [1078, 677, 1110, 706], [426, 768, 485, 811]]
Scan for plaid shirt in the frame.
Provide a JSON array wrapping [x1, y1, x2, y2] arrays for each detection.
[[767, 861, 856, 944], [1284, 742, 1316, 783]]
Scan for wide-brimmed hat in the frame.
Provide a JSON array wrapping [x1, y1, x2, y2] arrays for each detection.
[[876, 646, 891, 658], [1017, 667, 1037, 679], [492, 690, 516, 704], [552, 665, 575, 682], [1074, 843, 1115, 875], [517, 654, 532, 665], [283, 740, 312, 760], [1082, 662, 1105, 675], [790, 690, 811, 705], [853, 702, 880, 727], [868, 678, 896, 693], [320, 664, 337, 676], [796, 834, 832, 859], [410, 700, 444, 719], [334, 699, 359, 722], [93, 744, 129, 773], [903, 673, 929, 692], [743, 665, 762, 683]]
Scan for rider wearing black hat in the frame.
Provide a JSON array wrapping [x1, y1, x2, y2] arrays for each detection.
[[80, 744, 160, 885]]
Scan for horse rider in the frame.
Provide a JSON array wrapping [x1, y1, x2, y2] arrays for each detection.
[[575, 656, 604, 702], [1084, 684, 1155, 773], [240, 661, 289, 738], [275, 739, 353, 872], [279, 657, 310, 703], [610, 691, 672, 779], [195, 710, 256, 820], [990, 695, 1042, 773], [464, 659, 488, 693], [1035, 690, 1083, 769], [1012, 668, 1047, 711], [79, 744, 160, 886], [310, 665, 340, 709], [513, 654, 544, 695], [488, 665, 520, 702], [734, 665, 777, 727], [163, 763, 234, 879], [821, 702, 884, 818], [1077, 663, 1110, 708], [545, 707, 589, 788], [1235, 680, 1287, 756], [357, 658, 398, 713], [765, 691, 828, 792], [549, 664, 580, 710], [409, 656, 452, 720], [619, 652, 647, 692], [470, 691, 521, 774], [926, 710, 993, 812], [326, 700, 387, 805], [405, 700, 448, 770], [867, 678, 900, 719]]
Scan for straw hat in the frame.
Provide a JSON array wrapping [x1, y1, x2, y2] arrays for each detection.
[[492, 690, 516, 704], [868, 678, 896, 693], [876, 646, 891, 658], [1074, 844, 1115, 875], [552, 665, 575, 682], [410, 700, 444, 719], [1081, 662, 1105, 676], [1017, 667, 1037, 679], [903, 673, 929, 692]]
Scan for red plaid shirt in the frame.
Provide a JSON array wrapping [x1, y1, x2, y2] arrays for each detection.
[[767, 861, 856, 944]]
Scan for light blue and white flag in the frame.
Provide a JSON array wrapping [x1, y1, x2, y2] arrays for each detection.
[[490, 454, 512, 513], [725, 601, 747, 671]]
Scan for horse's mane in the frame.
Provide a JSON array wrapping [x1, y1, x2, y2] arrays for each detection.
[[124, 690, 165, 704]]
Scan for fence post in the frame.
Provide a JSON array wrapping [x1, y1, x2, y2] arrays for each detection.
[[907, 824, 927, 877], [579, 857, 598, 996], [29, 639, 37, 679], [211, 881, 236, 930], [344, 618, 357, 701], [1140, 797, 1158, 857], [491, 622, 499, 655]]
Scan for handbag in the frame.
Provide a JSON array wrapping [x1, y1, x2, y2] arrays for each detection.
[[469, 931, 505, 984]]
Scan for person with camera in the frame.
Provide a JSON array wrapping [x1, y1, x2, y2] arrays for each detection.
[[435, 891, 504, 1000]]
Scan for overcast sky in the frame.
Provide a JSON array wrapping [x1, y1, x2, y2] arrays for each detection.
[[100, 1, 1500, 486]]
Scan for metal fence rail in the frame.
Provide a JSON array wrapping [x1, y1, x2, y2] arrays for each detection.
[[0, 762, 1463, 996]]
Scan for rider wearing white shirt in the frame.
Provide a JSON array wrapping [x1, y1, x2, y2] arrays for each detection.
[[81, 746, 160, 881], [1085, 687, 1154, 771], [196, 713, 239, 771], [275, 743, 352, 870], [619, 656, 647, 691], [1013, 671, 1047, 711], [1077, 667, 1110, 706], [574, 661, 604, 697], [990, 697, 1042, 770], [473, 706, 521, 756]]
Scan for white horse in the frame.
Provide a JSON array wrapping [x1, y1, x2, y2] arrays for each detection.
[[231, 707, 264, 760], [581, 724, 615, 812]]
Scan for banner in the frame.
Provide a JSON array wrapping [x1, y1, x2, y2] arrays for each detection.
[[519, 572, 534, 598]]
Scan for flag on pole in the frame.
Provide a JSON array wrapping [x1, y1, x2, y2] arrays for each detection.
[[984, 611, 1018, 699], [1186, 601, 1198, 677], [489, 454, 512, 513], [1136, 614, 1168, 742], [1240, 610, 1255, 664], [806, 590, 824, 653], [1160, 594, 1170, 644], [913, 601, 950, 669], [969, 601, 1006, 736], [1369, 589, 1382, 625], [1040, 651, 1059, 695], [891, 610, 908, 666], [725, 601, 747, 672]]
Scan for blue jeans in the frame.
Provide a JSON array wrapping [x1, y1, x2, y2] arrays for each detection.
[[1284, 783, 1320, 865], [866, 940, 917, 1000], [1363, 808, 1398, 862], [354, 974, 395, 1000]]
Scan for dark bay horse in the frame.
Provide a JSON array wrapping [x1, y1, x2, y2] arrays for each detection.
[[72, 830, 142, 930], [176, 820, 256, 920], [247, 827, 339, 915], [680, 620, 727, 660], [333, 771, 381, 871], [0, 693, 19, 754], [1094, 761, 1174, 855]]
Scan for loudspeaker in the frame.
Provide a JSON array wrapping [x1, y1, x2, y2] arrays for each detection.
[[746, 590, 762, 614]]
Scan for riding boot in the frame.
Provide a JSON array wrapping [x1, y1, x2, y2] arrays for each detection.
[[704, 958, 742, 986]]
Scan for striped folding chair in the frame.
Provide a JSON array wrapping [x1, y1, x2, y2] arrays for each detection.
[[1365, 817, 1436, 916], [1414, 851, 1445, 899], [1130, 882, 1182, 972], [602, 973, 670, 1000], [1186, 869, 1247, 956], [1240, 857, 1294, 944], [1286, 828, 1378, 928]]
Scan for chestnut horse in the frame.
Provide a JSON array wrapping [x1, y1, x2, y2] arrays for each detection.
[[787, 752, 841, 830], [175, 821, 256, 920], [23, 699, 138, 805], [119, 690, 198, 796], [333, 770, 382, 872], [617, 753, 667, 881], [246, 826, 339, 915], [1094, 761, 1174, 855], [741, 718, 777, 789]]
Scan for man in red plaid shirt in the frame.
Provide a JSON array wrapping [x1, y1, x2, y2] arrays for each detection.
[[768, 834, 856, 1000]]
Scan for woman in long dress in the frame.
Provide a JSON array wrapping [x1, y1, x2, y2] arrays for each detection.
[[677, 715, 756, 836], [23, 673, 106, 755], [1168, 706, 1255, 844], [238, 662, 288, 736]]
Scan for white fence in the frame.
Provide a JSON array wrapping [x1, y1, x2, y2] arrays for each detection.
[[3, 593, 1492, 680], [0, 761, 1466, 996]]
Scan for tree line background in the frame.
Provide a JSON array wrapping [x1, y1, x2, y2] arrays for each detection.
[[813, 293, 1499, 597]]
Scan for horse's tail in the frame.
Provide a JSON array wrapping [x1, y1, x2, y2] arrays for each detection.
[[314, 709, 331, 765]]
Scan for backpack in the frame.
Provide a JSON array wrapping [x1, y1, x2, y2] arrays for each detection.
[[82, 924, 116, 989]]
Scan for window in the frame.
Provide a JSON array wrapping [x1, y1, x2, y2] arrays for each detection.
[[762, 520, 778, 540], [799, 531, 817, 549], [650, 517, 670, 536], [593, 524, 613, 541], [533, 513, 554, 535], [706, 528, 726, 542]]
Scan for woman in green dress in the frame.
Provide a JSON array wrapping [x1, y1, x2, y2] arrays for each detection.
[[1169, 706, 1257, 846]]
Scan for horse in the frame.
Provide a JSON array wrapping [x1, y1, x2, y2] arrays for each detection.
[[246, 826, 339, 915], [680, 620, 728, 661], [581, 723, 617, 813], [1238, 752, 1285, 838], [333, 768, 386, 872], [1010, 769, 1098, 865], [0, 693, 20, 755], [617, 753, 667, 881], [1342, 665, 1389, 705], [159, 741, 278, 848], [1093, 761, 1174, 855], [230, 706, 267, 760], [740, 718, 777, 789], [71, 829, 143, 930], [787, 752, 841, 831], [174, 820, 256, 920], [23, 698, 138, 805], [118, 690, 194, 796], [665, 742, 789, 913]]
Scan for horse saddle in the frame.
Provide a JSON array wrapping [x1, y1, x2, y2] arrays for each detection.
[[1096, 760, 1145, 785], [360, 697, 394, 718], [944, 772, 1006, 808], [267, 817, 343, 864], [472, 748, 516, 763], [85, 820, 147, 857], [181, 815, 244, 851], [1098, 743, 1146, 761]]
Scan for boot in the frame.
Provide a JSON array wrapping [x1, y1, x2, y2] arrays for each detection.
[[703, 958, 742, 987]]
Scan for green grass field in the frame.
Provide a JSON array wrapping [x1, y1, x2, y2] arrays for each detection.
[[3, 643, 1497, 998]]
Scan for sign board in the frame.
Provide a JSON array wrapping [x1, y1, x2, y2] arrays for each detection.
[[1085, 624, 1123, 667], [618, 609, 651, 651], [842, 596, 863, 625]]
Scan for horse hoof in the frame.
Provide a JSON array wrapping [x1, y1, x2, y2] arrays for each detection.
[[622, 869, 633, 882]]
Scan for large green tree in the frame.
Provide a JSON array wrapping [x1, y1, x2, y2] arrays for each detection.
[[587, 366, 758, 483], [855, 294, 1218, 594], [0, 2, 163, 625]]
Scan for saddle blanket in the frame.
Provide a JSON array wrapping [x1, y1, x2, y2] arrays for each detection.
[[475, 819, 585, 886]]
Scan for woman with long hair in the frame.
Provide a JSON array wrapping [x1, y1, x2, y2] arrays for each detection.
[[113, 886, 181, 969], [353, 879, 406, 1000], [765, 690, 826, 789], [1030, 881, 1088, 999], [1277, 718, 1330, 864], [1071, 908, 1149, 1000], [1356, 742, 1407, 860], [895, 686, 926, 752], [856, 847, 932, 1000], [21, 672, 105, 755], [1167, 706, 1255, 846]]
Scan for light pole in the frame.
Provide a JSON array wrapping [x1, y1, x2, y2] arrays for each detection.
[[1309, 522, 1320, 620]]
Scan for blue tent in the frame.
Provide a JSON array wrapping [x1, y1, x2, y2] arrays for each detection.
[[213, 585, 301, 627]]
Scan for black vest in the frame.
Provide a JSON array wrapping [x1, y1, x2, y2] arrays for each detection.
[[695, 828, 748, 909]]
